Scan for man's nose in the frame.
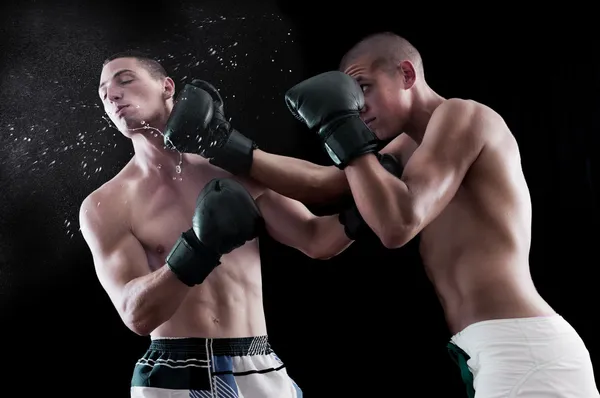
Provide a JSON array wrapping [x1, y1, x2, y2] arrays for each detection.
[[107, 86, 122, 101]]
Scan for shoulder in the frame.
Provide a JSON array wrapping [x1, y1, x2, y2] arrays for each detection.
[[79, 174, 131, 242], [79, 184, 112, 220], [427, 98, 505, 150], [432, 99, 504, 136]]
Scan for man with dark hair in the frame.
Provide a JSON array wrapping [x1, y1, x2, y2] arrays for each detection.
[[103, 50, 169, 80], [80, 52, 356, 397], [181, 32, 599, 397]]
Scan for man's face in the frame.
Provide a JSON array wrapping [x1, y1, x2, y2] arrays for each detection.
[[343, 57, 412, 140], [98, 57, 170, 133]]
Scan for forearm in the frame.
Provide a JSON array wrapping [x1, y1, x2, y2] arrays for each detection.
[[309, 215, 353, 259], [258, 190, 352, 260], [250, 149, 349, 204], [121, 265, 191, 335], [345, 155, 414, 248]]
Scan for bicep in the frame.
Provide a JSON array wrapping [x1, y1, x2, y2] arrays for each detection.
[[402, 148, 459, 217], [400, 103, 484, 225], [80, 202, 150, 308]]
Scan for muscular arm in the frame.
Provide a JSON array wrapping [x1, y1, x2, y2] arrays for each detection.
[[250, 150, 346, 204], [255, 189, 353, 259], [344, 100, 486, 248], [249, 134, 417, 204], [79, 195, 190, 336]]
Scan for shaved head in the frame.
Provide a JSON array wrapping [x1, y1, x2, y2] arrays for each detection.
[[339, 32, 424, 78]]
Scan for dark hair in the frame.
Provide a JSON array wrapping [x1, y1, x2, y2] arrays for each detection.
[[103, 50, 168, 80], [339, 32, 424, 78]]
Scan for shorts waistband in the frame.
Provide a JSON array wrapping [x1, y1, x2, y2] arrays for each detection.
[[451, 314, 564, 341], [148, 335, 272, 356]]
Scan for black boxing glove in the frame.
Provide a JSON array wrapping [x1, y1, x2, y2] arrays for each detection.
[[165, 178, 264, 286], [191, 80, 258, 175], [285, 71, 379, 169], [338, 153, 403, 240], [163, 80, 257, 176], [163, 83, 214, 154]]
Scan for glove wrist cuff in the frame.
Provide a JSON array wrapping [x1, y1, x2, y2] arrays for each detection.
[[166, 230, 221, 286], [322, 116, 379, 169], [209, 129, 256, 175]]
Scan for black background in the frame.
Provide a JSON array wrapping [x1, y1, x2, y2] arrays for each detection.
[[1, 0, 598, 396]]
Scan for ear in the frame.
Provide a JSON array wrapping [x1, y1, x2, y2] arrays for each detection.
[[163, 77, 175, 100], [398, 60, 417, 89]]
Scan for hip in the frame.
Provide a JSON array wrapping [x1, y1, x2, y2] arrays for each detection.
[[436, 277, 554, 334]]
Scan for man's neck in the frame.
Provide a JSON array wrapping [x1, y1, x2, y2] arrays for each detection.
[[130, 125, 181, 172], [404, 84, 446, 144]]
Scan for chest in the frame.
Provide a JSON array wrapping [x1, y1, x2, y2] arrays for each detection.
[[129, 168, 233, 268]]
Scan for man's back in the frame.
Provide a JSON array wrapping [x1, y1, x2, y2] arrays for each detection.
[[80, 154, 267, 338], [418, 100, 554, 333]]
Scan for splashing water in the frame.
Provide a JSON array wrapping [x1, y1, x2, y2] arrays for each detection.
[[127, 120, 183, 176], [1, 8, 298, 242]]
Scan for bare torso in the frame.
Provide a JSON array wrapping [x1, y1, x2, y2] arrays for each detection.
[[103, 154, 266, 339], [409, 101, 555, 334]]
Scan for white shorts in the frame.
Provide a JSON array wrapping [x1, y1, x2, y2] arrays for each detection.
[[448, 315, 599, 397]]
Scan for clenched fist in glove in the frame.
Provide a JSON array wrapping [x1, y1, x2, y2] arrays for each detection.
[[163, 80, 257, 176], [285, 71, 379, 169]]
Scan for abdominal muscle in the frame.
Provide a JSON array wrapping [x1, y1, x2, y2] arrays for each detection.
[[151, 240, 268, 339]]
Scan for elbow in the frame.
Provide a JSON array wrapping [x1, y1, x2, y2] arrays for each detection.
[[121, 300, 157, 336], [124, 316, 154, 336], [123, 312, 157, 336], [308, 250, 336, 261], [303, 235, 342, 260], [379, 230, 409, 249], [303, 244, 333, 260], [302, 219, 346, 260], [377, 214, 419, 250]]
